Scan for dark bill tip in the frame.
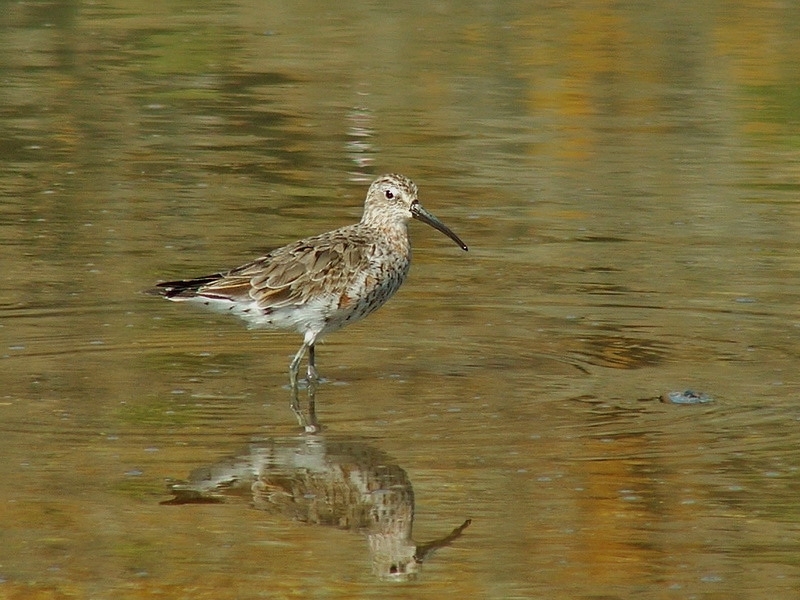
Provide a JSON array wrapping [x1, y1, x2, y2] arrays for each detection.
[[411, 202, 468, 251]]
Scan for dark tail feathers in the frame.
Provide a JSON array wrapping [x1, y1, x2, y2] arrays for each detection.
[[146, 274, 223, 299]]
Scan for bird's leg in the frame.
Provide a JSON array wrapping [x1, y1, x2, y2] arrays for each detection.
[[289, 342, 309, 390], [288, 341, 321, 433], [307, 344, 320, 382], [304, 343, 320, 431], [289, 345, 303, 426]]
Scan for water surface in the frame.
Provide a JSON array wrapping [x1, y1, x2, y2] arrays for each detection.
[[2, 1, 800, 598]]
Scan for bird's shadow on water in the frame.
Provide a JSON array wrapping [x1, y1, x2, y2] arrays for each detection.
[[161, 394, 471, 581]]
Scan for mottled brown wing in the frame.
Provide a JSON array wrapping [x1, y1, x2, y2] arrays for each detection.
[[198, 227, 375, 311]]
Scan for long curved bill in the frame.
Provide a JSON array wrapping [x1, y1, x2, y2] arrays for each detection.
[[411, 201, 469, 251]]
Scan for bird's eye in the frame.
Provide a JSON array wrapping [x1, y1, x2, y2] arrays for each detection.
[[385, 189, 394, 200]]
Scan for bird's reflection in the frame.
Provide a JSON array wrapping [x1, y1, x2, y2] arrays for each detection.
[[290, 379, 321, 432], [162, 433, 470, 580]]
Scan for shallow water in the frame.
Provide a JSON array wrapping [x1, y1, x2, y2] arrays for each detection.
[[2, 1, 800, 598]]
